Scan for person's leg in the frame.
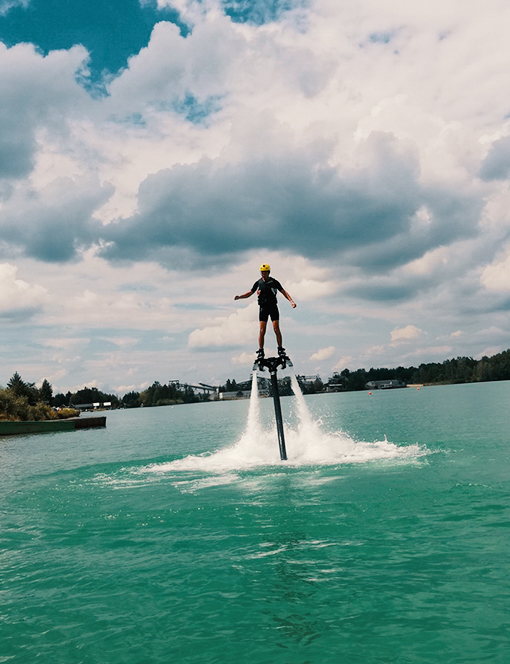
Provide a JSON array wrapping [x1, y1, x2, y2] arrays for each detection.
[[259, 321, 267, 350], [272, 320, 283, 348]]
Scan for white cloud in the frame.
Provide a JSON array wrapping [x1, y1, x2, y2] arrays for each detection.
[[403, 345, 452, 359], [188, 303, 258, 348], [0, 263, 49, 316], [477, 346, 502, 359], [402, 246, 450, 276], [4, 0, 510, 391], [0, 41, 90, 182], [480, 250, 510, 292], [43, 337, 89, 350], [70, 379, 100, 393], [115, 383, 138, 394], [391, 325, 423, 343], [231, 351, 254, 366], [332, 355, 354, 372], [365, 345, 385, 357], [107, 337, 139, 348], [155, 0, 213, 26], [310, 345, 335, 361], [287, 277, 338, 301], [52, 289, 181, 331]]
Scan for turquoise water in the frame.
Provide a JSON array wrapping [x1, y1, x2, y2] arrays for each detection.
[[1, 379, 509, 663]]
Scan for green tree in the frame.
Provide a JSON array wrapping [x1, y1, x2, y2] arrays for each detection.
[[122, 391, 140, 408], [7, 372, 39, 405], [346, 368, 368, 391], [39, 379, 53, 405], [0, 388, 56, 422], [53, 392, 72, 408], [70, 387, 120, 407]]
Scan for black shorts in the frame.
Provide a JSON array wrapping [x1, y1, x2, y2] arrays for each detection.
[[259, 303, 279, 322]]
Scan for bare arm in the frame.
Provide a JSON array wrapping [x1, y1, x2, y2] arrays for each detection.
[[234, 290, 255, 301], [281, 289, 296, 308]]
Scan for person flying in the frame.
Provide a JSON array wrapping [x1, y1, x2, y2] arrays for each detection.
[[234, 263, 296, 362]]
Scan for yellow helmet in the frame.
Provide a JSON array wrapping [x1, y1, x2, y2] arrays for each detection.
[[260, 263, 271, 272]]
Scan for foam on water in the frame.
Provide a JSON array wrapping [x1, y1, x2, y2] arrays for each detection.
[[150, 372, 426, 474]]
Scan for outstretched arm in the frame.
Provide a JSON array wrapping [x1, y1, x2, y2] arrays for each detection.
[[281, 289, 296, 308], [234, 290, 254, 301]]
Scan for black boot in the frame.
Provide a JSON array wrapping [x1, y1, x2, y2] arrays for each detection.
[[277, 346, 292, 368], [253, 348, 265, 372]]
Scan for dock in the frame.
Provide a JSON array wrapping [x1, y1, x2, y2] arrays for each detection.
[[0, 416, 106, 436]]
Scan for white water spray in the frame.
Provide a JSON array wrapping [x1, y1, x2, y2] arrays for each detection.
[[246, 371, 262, 440], [150, 368, 426, 474], [285, 372, 360, 464]]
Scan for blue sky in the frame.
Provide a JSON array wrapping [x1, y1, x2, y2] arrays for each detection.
[[2, 0, 510, 395], [0, 0, 182, 82]]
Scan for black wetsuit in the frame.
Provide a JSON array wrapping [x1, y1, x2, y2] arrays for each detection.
[[252, 277, 284, 322]]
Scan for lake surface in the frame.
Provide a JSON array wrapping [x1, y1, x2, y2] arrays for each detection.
[[1, 379, 509, 663]]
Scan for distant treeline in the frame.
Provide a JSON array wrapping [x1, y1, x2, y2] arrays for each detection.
[[220, 350, 510, 395], [333, 349, 510, 391], [121, 382, 206, 408], [52, 383, 205, 409], [53, 386, 122, 408]]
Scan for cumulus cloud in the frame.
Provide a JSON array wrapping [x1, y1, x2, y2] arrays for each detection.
[[365, 345, 385, 357], [0, 177, 112, 262], [231, 351, 254, 366], [390, 325, 423, 343], [64, 289, 180, 329], [287, 277, 338, 301], [0, 2, 497, 282], [98, 131, 483, 274], [1, 3, 486, 277], [480, 249, 510, 292], [0, 262, 49, 317], [3, 0, 510, 389], [0, 42, 90, 180], [310, 346, 335, 361], [332, 355, 354, 372], [188, 303, 257, 348], [479, 136, 510, 181], [156, 0, 211, 26]]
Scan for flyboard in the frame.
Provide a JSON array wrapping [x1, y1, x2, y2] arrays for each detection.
[[252, 350, 293, 461]]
